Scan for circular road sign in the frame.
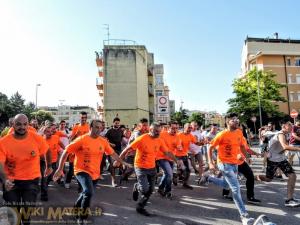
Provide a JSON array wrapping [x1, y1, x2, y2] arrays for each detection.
[[290, 109, 299, 119]]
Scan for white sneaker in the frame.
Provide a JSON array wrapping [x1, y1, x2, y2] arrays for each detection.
[[285, 198, 300, 207], [253, 214, 276, 225], [64, 183, 70, 189], [241, 214, 255, 225]]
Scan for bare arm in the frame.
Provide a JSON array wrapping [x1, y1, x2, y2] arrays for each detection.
[[53, 150, 69, 181], [119, 146, 133, 160], [163, 151, 177, 162], [291, 132, 300, 141], [278, 133, 300, 152], [58, 140, 65, 150]]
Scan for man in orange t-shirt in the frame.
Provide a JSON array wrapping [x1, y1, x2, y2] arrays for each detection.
[[222, 136, 261, 204], [199, 113, 255, 224], [53, 120, 130, 222], [119, 122, 175, 216], [176, 123, 198, 189], [0, 114, 52, 225], [67, 111, 90, 190], [40, 122, 65, 201], [157, 121, 181, 198]]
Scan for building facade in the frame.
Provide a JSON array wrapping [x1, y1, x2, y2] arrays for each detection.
[[39, 105, 97, 127], [95, 43, 173, 127], [241, 35, 300, 114]]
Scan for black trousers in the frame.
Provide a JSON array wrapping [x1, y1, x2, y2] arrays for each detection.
[[223, 161, 255, 199], [3, 178, 40, 225]]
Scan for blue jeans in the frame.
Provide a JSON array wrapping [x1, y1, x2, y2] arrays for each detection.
[[157, 159, 174, 193], [75, 172, 97, 219], [208, 163, 247, 216], [134, 167, 156, 209]]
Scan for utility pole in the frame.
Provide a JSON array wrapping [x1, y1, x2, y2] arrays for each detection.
[[103, 24, 110, 45]]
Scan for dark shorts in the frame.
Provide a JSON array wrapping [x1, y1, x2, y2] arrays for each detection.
[[266, 159, 294, 179]]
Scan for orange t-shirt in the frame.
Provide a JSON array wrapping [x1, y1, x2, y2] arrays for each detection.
[[71, 123, 90, 139], [66, 134, 114, 180], [157, 132, 181, 161], [210, 129, 244, 164], [176, 132, 196, 156], [54, 131, 67, 138], [69, 123, 90, 162], [7, 126, 37, 135], [130, 134, 168, 169], [236, 137, 251, 165], [45, 135, 61, 163], [0, 132, 49, 180]]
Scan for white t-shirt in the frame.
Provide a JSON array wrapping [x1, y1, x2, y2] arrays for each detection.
[[189, 130, 204, 154]]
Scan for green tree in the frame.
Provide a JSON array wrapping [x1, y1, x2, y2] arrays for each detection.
[[9, 92, 25, 117], [31, 110, 54, 124], [227, 68, 286, 125], [171, 107, 189, 126], [188, 112, 205, 126], [24, 102, 36, 120], [0, 92, 11, 128]]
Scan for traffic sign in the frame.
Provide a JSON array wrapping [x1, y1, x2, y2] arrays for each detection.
[[157, 96, 169, 114], [251, 116, 257, 122], [290, 109, 298, 119]]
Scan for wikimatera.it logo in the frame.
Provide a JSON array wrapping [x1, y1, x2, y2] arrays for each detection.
[[0, 205, 103, 224]]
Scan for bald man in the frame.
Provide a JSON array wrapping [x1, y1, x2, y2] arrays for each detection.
[[0, 114, 52, 225]]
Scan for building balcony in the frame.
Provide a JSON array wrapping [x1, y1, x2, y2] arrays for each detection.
[[96, 58, 103, 67], [97, 106, 104, 112], [96, 84, 104, 90], [99, 91, 104, 97], [148, 67, 154, 76], [148, 84, 154, 96]]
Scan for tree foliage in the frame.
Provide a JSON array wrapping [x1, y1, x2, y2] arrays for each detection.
[[0, 92, 37, 129], [30, 110, 54, 125], [188, 112, 205, 126], [171, 107, 189, 126], [227, 68, 287, 126]]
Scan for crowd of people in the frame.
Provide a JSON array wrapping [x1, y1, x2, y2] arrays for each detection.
[[0, 111, 299, 225]]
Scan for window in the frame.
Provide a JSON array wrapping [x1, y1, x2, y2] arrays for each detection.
[[156, 90, 163, 96], [155, 75, 164, 86], [296, 59, 300, 66], [287, 58, 291, 66], [290, 92, 297, 102], [296, 74, 300, 84], [297, 92, 300, 101], [288, 74, 293, 83]]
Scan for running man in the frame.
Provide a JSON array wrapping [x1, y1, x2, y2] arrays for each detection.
[[53, 119, 131, 224], [176, 123, 202, 189], [118, 122, 176, 216], [199, 113, 254, 225], [257, 119, 300, 207], [0, 114, 52, 225], [157, 121, 182, 199]]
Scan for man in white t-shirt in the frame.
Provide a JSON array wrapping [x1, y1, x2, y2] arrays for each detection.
[[189, 121, 205, 180]]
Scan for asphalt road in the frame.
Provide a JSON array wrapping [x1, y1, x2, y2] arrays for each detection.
[[11, 157, 300, 225]]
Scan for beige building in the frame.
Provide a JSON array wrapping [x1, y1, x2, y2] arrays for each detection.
[[39, 105, 97, 127], [154, 64, 172, 123], [95, 43, 155, 127], [242, 35, 300, 114]]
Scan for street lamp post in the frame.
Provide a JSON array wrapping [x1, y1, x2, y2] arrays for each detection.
[[251, 51, 263, 128], [35, 84, 41, 109]]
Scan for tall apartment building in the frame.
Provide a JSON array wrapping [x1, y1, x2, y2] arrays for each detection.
[[95, 43, 155, 127], [154, 64, 172, 123], [95, 42, 175, 126], [241, 35, 300, 114]]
